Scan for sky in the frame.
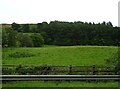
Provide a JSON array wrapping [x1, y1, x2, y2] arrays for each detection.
[[0, 0, 119, 27]]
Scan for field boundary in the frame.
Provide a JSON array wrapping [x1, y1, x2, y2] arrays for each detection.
[[1, 75, 120, 81], [2, 65, 120, 75]]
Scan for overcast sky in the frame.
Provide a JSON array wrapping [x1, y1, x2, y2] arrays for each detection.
[[0, 0, 119, 26]]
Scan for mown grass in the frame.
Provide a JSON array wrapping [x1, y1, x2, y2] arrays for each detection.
[[2, 46, 118, 66], [2, 81, 118, 87]]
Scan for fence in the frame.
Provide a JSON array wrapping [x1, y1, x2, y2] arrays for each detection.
[[2, 65, 120, 75], [1, 75, 120, 81]]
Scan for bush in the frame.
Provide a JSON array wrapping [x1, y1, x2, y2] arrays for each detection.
[[17, 33, 34, 47], [2, 28, 18, 47], [14, 65, 53, 75], [2, 68, 16, 75], [31, 33, 44, 47]]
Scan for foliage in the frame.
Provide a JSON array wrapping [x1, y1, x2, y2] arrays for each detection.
[[36, 21, 119, 46], [2, 27, 18, 47], [11, 22, 20, 32], [21, 24, 30, 32], [17, 33, 34, 47], [14, 65, 53, 75], [31, 33, 44, 47], [7, 29, 18, 47], [2, 29, 9, 47], [3, 64, 119, 75], [2, 67, 16, 75], [2, 21, 120, 47]]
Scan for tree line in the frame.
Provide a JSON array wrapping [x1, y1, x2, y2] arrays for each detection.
[[2, 21, 120, 47], [2, 27, 44, 47]]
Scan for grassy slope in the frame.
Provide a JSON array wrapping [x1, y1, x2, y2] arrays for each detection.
[[3, 46, 118, 66]]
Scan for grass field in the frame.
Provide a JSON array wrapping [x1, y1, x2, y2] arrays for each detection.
[[2, 81, 118, 87], [2, 46, 118, 66], [2, 46, 119, 87]]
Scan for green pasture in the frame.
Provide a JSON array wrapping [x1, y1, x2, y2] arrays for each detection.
[[2, 46, 118, 66], [2, 46, 119, 87]]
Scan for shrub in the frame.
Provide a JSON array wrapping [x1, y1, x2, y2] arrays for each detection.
[[31, 33, 44, 47], [17, 33, 34, 47], [2, 68, 16, 75]]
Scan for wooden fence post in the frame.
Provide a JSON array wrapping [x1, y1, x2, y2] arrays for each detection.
[[114, 66, 118, 75], [69, 65, 72, 74], [92, 65, 96, 75]]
